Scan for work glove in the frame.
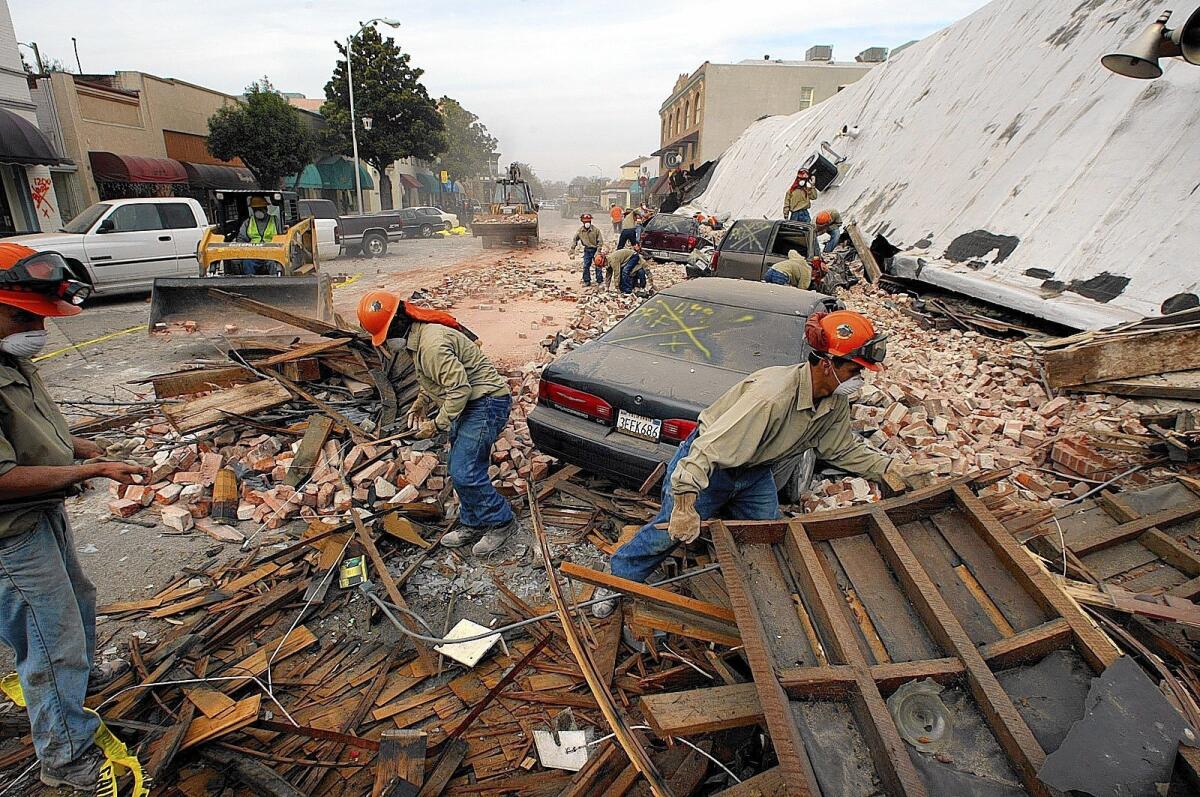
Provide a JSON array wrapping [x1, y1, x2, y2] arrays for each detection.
[[667, 492, 702, 544], [568, 249, 577, 260], [406, 394, 430, 430], [883, 460, 935, 492], [414, 419, 438, 440]]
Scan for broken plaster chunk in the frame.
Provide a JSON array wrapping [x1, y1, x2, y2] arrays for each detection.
[[434, 619, 501, 667]]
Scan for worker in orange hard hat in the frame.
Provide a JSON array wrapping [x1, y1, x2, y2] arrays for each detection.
[[814, 208, 843, 254], [0, 244, 147, 790], [594, 308, 927, 612], [357, 291, 518, 557]]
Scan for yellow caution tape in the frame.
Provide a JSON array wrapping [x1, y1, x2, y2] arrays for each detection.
[[3, 672, 149, 796]]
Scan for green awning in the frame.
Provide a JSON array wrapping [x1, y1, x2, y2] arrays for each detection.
[[416, 171, 440, 193], [287, 156, 373, 191]]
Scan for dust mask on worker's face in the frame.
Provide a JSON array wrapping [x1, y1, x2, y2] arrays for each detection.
[[1, 329, 48, 358], [833, 375, 864, 397], [583, 222, 591, 230], [254, 210, 267, 221]]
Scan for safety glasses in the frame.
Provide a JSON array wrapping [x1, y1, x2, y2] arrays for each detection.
[[844, 333, 888, 365], [0, 251, 91, 305]]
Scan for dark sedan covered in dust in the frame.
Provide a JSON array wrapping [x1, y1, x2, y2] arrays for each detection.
[[528, 278, 837, 486]]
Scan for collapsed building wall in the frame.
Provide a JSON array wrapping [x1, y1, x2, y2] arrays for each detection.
[[695, 0, 1200, 329]]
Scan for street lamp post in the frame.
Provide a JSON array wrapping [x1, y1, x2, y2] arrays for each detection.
[[346, 18, 400, 214]]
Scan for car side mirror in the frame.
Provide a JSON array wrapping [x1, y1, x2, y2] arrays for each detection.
[[96, 218, 114, 234]]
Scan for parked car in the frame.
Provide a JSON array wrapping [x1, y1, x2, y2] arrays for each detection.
[[338, 211, 404, 257], [397, 207, 455, 238], [528, 278, 838, 486], [688, 218, 817, 280], [297, 198, 341, 259], [639, 213, 701, 263], [413, 206, 459, 231], [8, 198, 209, 296]]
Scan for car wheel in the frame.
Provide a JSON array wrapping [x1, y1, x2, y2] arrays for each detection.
[[420, 224, 433, 238], [363, 233, 387, 258]]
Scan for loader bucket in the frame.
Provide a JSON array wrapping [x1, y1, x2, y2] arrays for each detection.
[[148, 275, 335, 335]]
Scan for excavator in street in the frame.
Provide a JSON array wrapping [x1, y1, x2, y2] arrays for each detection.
[[470, 163, 540, 248]]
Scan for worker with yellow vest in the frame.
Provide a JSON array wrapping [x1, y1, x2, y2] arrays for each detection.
[[236, 196, 280, 275]]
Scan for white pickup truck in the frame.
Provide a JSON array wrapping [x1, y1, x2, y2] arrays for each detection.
[[8, 197, 209, 296]]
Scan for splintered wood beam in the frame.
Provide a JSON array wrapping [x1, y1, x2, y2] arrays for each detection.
[[776, 665, 857, 697], [559, 562, 736, 623], [372, 730, 426, 797], [639, 683, 764, 737], [786, 522, 928, 796], [868, 509, 1051, 797], [208, 288, 350, 337], [1096, 491, 1200, 577], [869, 659, 965, 693], [950, 485, 1120, 671], [627, 601, 742, 648], [711, 521, 821, 796], [978, 618, 1072, 670], [1067, 502, 1200, 557]]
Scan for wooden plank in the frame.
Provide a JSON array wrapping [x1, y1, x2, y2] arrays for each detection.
[[951, 485, 1121, 672], [900, 519, 1003, 645], [560, 562, 735, 623], [639, 683, 763, 736], [869, 658, 965, 693], [255, 336, 349, 366], [1069, 369, 1200, 401], [869, 509, 1051, 797], [372, 730, 426, 797], [162, 379, 292, 433], [846, 222, 881, 283], [285, 415, 335, 487], [826, 534, 939, 662], [712, 522, 821, 795], [180, 695, 261, 751], [713, 767, 788, 797], [1141, 530, 1200, 576], [787, 523, 928, 797], [627, 602, 742, 647], [184, 687, 236, 719], [593, 607, 624, 687], [1044, 327, 1200, 388], [978, 618, 1073, 670], [775, 664, 857, 697], [209, 288, 349, 336], [218, 626, 317, 692], [416, 738, 467, 797]]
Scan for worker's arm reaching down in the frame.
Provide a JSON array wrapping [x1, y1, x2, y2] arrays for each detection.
[[414, 339, 473, 434]]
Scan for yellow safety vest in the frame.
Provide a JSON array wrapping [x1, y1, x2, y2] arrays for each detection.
[[246, 215, 277, 243]]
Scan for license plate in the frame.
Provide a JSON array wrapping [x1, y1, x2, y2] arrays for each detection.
[[616, 409, 661, 442]]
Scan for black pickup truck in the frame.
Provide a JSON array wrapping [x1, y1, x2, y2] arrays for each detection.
[[687, 218, 817, 280], [298, 199, 403, 258]]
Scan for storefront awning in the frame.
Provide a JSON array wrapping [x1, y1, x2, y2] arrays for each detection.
[[182, 161, 259, 190], [650, 132, 698, 157], [89, 151, 187, 183], [397, 174, 421, 190], [286, 156, 374, 191], [0, 109, 66, 166]]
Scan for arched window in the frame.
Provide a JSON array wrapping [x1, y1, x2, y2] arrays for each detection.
[[683, 99, 691, 129], [694, 90, 703, 124]]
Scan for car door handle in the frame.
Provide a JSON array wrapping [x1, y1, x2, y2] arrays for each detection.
[[158, 235, 172, 241]]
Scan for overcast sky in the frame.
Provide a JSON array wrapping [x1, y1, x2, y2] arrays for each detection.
[[10, 0, 988, 182]]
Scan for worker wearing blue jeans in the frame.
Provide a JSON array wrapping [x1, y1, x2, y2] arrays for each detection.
[[449, 395, 516, 531], [608, 431, 779, 583]]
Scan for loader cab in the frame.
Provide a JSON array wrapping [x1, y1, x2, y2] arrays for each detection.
[[491, 180, 537, 213], [211, 190, 301, 241]]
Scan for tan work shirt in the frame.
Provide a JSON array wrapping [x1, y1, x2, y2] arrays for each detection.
[[764, 250, 812, 289], [404, 322, 509, 431], [783, 185, 819, 216], [607, 248, 644, 275], [621, 210, 638, 230], [571, 225, 602, 249], [0, 356, 75, 538], [671, 363, 891, 495]]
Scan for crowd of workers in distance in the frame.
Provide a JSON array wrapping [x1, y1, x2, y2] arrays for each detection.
[[567, 204, 653, 294]]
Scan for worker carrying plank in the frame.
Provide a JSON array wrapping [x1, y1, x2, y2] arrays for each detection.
[[358, 292, 516, 556], [0, 244, 147, 791], [594, 309, 925, 616]]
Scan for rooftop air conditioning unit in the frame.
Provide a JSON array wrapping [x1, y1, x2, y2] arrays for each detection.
[[806, 45, 833, 62], [856, 47, 889, 63]]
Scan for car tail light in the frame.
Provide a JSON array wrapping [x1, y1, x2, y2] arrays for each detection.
[[710, 249, 720, 274], [538, 379, 613, 423], [687, 236, 697, 249], [661, 418, 698, 442], [334, 225, 341, 243]]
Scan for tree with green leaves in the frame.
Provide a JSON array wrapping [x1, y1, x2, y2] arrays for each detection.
[[208, 78, 313, 189], [438, 97, 499, 186], [322, 28, 446, 210]]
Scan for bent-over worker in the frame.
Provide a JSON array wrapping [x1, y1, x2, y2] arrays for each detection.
[[609, 243, 647, 294], [0, 244, 147, 791], [815, 209, 843, 254], [358, 293, 516, 556], [783, 169, 819, 223], [235, 196, 280, 275], [569, 214, 604, 287], [594, 310, 924, 615], [762, 249, 811, 289]]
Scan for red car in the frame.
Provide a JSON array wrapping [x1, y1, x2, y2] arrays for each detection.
[[638, 213, 700, 263]]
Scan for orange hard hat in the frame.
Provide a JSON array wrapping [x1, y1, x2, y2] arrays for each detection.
[[357, 290, 401, 346], [804, 310, 886, 371], [0, 243, 84, 317], [815, 210, 832, 226]]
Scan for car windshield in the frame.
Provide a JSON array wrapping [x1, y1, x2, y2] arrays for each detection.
[[602, 294, 805, 368], [647, 215, 695, 234], [722, 220, 773, 254], [63, 203, 111, 234]]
